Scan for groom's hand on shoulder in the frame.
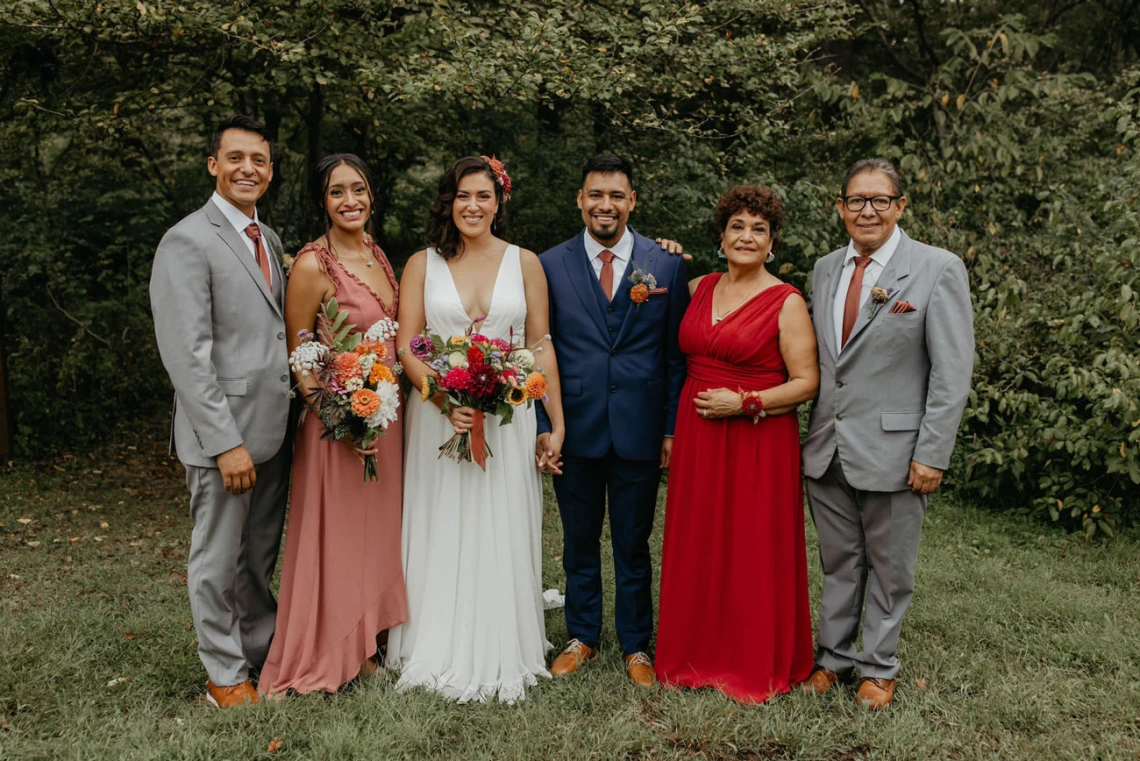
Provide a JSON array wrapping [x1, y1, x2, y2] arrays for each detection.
[[654, 238, 692, 262], [217, 444, 257, 495]]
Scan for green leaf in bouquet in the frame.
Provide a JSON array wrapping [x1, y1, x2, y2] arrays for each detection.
[[334, 322, 357, 346], [332, 309, 349, 332], [342, 333, 362, 351], [324, 298, 340, 320], [496, 400, 515, 426]]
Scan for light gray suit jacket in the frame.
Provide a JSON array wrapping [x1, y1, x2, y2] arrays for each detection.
[[150, 200, 291, 468], [802, 230, 975, 492]]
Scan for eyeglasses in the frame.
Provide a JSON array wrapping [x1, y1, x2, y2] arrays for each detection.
[[840, 195, 901, 212]]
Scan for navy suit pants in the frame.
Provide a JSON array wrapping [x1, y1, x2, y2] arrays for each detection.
[[553, 448, 662, 656]]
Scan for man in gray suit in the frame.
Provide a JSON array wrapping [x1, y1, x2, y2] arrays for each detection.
[[801, 158, 974, 709], [150, 115, 291, 708]]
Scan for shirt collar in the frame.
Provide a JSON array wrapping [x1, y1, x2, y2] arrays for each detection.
[[583, 227, 633, 263], [211, 191, 260, 235], [843, 225, 902, 268]]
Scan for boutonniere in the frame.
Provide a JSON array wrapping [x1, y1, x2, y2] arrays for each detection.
[[628, 260, 658, 307], [281, 253, 295, 279], [868, 286, 895, 319]]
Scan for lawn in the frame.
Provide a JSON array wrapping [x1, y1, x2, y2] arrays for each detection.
[[2, 430, 1138, 761]]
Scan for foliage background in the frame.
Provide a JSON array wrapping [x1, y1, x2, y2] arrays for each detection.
[[2, 0, 1139, 532]]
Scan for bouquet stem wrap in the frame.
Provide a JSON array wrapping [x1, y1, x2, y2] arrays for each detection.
[[438, 410, 493, 470]]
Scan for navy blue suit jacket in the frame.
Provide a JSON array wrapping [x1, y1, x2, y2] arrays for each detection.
[[536, 228, 689, 460]]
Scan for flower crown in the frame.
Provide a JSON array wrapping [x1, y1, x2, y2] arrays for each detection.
[[481, 155, 512, 200]]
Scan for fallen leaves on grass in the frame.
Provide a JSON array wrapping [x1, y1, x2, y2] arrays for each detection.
[[915, 677, 928, 690], [107, 676, 130, 687], [26, 541, 40, 548], [268, 738, 284, 753], [17, 518, 32, 525]]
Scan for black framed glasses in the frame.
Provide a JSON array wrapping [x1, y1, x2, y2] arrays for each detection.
[[840, 195, 901, 212]]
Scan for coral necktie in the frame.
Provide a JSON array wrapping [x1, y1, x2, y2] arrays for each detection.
[[598, 250, 615, 301], [244, 223, 273, 289], [841, 256, 873, 349]]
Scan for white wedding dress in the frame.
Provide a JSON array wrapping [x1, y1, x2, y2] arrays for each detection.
[[387, 245, 550, 703]]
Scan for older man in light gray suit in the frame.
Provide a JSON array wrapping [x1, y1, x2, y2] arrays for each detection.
[[801, 158, 974, 709], [150, 115, 292, 708]]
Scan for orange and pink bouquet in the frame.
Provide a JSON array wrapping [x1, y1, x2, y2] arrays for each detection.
[[411, 325, 547, 470], [288, 298, 401, 481]]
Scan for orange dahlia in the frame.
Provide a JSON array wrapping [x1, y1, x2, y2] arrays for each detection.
[[370, 363, 396, 385], [630, 283, 650, 304], [350, 388, 381, 418], [331, 352, 363, 385], [355, 340, 388, 361], [524, 372, 546, 399]]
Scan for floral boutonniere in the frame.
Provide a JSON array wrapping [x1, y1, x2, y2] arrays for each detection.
[[281, 253, 296, 279], [628, 260, 658, 307], [869, 286, 895, 318]]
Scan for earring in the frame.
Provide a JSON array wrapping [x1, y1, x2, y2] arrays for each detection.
[[717, 248, 727, 260], [765, 251, 775, 264]]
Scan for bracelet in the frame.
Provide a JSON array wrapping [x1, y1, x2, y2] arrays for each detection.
[[738, 389, 766, 424]]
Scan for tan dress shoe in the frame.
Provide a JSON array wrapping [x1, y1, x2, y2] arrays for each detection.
[[856, 677, 896, 709], [206, 679, 260, 708], [550, 639, 598, 676], [624, 652, 657, 687], [801, 666, 841, 694]]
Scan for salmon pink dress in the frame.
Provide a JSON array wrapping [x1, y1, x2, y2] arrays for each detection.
[[258, 241, 408, 696], [655, 275, 814, 703]]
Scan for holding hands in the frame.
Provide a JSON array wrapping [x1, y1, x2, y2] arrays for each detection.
[[535, 431, 564, 475]]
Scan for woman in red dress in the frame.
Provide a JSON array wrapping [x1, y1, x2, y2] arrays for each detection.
[[655, 184, 819, 703]]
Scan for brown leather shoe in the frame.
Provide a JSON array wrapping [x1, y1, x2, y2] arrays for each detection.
[[550, 639, 598, 676], [801, 666, 841, 695], [856, 677, 896, 709], [206, 679, 260, 708], [624, 652, 657, 687]]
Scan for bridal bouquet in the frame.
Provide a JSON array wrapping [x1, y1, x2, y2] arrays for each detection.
[[410, 327, 548, 470], [288, 299, 402, 481]]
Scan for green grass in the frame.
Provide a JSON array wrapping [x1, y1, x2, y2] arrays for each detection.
[[2, 431, 1139, 760]]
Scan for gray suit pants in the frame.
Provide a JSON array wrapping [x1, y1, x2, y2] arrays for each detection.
[[806, 453, 926, 680], [185, 442, 289, 686]]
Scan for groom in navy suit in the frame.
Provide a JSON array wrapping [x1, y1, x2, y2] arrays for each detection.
[[536, 153, 688, 687]]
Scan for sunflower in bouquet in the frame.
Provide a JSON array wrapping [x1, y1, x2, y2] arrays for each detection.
[[288, 298, 402, 481], [409, 327, 548, 470]]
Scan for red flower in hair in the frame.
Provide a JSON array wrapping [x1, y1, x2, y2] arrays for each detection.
[[481, 155, 512, 200]]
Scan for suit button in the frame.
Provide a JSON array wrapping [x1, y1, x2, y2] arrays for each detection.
[[280, 374, 289, 382], [608, 327, 615, 334], [836, 381, 845, 388], [277, 331, 286, 340], [610, 349, 617, 357], [610, 385, 617, 393], [836, 413, 844, 421], [607, 307, 614, 314]]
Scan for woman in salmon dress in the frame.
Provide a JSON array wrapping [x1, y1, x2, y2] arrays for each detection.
[[258, 154, 408, 696], [655, 184, 819, 703]]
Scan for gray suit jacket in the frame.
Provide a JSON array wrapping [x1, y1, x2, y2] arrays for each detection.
[[150, 200, 291, 468], [802, 230, 975, 492]]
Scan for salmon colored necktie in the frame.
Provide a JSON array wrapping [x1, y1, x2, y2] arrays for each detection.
[[245, 223, 273, 289], [841, 256, 873, 348], [598, 250, 615, 301]]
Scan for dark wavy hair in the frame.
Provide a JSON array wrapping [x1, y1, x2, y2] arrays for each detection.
[[426, 156, 507, 260], [210, 114, 272, 159], [313, 153, 376, 241], [714, 184, 784, 251]]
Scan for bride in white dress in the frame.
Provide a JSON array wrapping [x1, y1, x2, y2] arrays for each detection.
[[389, 156, 565, 703]]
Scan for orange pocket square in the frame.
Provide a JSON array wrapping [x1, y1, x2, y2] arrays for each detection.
[[889, 301, 917, 314]]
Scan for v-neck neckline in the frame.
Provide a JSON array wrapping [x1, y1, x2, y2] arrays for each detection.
[[708, 274, 785, 328], [329, 240, 398, 318], [442, 245, 513, 330]]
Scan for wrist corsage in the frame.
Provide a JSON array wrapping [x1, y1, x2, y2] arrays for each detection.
[[739, 389, 766, 424]]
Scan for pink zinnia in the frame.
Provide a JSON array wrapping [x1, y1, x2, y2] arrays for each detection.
[[441, 367, 473, 392]]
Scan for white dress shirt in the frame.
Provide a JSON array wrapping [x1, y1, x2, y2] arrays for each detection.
[[583, 227, 633, 298], [833, 225, 901, 353], [211, 192, 271, 288]]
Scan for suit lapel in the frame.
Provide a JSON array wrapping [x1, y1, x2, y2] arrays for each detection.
[[610, 243, 643, 348], [559, 234, 610, 340], [842, 232, 912, 351], [203, 201, 283, 318], [814, 252, 843, 363]]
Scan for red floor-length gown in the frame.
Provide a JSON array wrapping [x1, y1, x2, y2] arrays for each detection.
[[258, 241, 408, 696], [655, 275, 814, 703]]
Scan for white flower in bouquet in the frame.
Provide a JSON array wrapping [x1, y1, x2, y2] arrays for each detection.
[[358, 353, 375, 377], [344, 376, 364, 392], [365, 382, 401, 429], [364, 318, 399, 343], [447, 351, 467, 368], [289, 341, 329, 378], [509, 348, 535, 371]]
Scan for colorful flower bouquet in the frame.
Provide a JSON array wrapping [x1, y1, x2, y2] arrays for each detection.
[[410, 327, 548, 470], [288, 298, 401, 481]]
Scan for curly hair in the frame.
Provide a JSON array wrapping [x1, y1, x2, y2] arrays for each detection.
[[426, 156, 508, 261], [714, 184, 784, 251]]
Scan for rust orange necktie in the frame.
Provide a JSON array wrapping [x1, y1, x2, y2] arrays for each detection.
[[841, 256, 873, 348], [245, 223, 273, 289], [598, 250, 615, 301]]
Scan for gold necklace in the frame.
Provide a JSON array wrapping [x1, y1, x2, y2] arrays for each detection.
[[714, 279, 765, 322]]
